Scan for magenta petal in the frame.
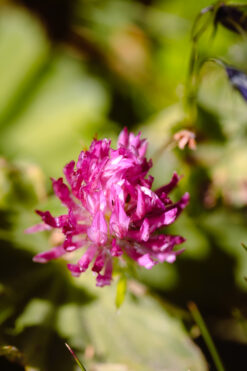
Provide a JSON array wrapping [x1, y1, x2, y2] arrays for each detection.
[[96, 257, 113, 287], [155, 172, 180, 196], [143, 234, 185, 252], [36, 210, 68, 228], [25, 223, 51, 233], [166, 254, 177, 263], [148, 207, 178, 232], [110, 199, 130, 238], [136, 187, 145, 218], [92, 250, 106, 273], [157, 249, 185, 263], [127, 218, 150, 242], [78, 244, 98, 272], [87, 211, 108, 245], [137, 138, 148, 158], [35, 210, 57, 227], [28, 127, 189, 287], [63, 161, 75, 185], [137, 254, 155, 269], [111, 239, 123, 257], [52, 177, 76, 209], [164, 193, 190, 218], [33, 245, 66, 263], [177, 192, 190, 211], [124, 243, 142, 262], [117, 127, 129, 148], [67, 263, 82, 277]]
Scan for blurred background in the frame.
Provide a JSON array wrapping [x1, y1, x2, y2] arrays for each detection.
[[1, 0, 247, 370]]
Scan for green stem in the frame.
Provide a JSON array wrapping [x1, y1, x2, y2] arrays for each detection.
[[65, 343, 87, 371], [188, 302, 225, 371]]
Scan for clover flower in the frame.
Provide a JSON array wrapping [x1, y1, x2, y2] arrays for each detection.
[[173, 130, 196, 150], [27, 128, 189, 287]]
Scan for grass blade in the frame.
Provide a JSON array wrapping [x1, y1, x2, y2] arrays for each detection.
[[65, 343, 87, 371], [188, 302, 225, 371]]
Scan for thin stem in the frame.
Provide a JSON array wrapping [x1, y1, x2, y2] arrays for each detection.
[[188, 302, 225, 371], [65, 343, 87, 371], [152, 138, 176, 163]]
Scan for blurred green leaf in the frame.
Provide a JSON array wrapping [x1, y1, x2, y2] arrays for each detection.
[[2, 0, 247, 368], [0, 194, 207, 371], [74, 276, 207, 371], [115, 274, 127, 309]]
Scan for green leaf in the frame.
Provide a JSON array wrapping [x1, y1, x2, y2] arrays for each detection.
[[70, 275, 207, 371], [65, 343, 87, 371], [0, 229, 207, 371], [115, 275, 127, 309]]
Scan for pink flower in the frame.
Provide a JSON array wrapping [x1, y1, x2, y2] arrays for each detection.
[[27, 128, 189, 287]]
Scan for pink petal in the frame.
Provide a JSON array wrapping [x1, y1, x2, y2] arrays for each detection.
[[96, 257, 113, 287], [87, 211, 108, 245], [117, 127, 129, 148], [155, 172, 181, 196], [111, 239, 123, 257], [127, 218, 150, 242], [67, 263, 81, 277], [33, 245, 66, 263], [110, 199, 130, 238], [36, 211, 68, 228], [157, 249, 185, 263], [78, 244, 98, 271], [25, 223, 51, 234], [143, 234, 185, 252], [52, 178, 75, 209], [92, 250, 106, 273], [148, 208, 178, 233], [136, 187, 145, 218], [137, 254, 155, 269]]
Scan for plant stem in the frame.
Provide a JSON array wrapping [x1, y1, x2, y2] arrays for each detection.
[[65, 343, 87, 371], [188, 302, 225, 371]]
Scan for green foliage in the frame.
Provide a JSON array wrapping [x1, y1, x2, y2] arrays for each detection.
[[1, 0, 247, 369], [115, 274, 127, 309]]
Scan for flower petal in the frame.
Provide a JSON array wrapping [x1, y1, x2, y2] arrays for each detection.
[[52, 177, 76, 209], [155, 172, 181, 196], [111, 239, 123, 257], [137, 254, 156, 269], [36, 211, 68, 228], [148, 207, 178, 233], [87, 211, 108, 245], [33, 245, 66, 263], [110, 199, 130, 238], [96, 257, 113, 287]]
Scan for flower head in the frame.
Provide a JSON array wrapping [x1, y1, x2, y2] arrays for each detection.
[[27, 128, 189, 286], [173, 130, 196, 150]]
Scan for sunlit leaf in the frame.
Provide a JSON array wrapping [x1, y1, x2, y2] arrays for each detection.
[[74, 276, 208, 371], [115, 274, 127, 309]]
